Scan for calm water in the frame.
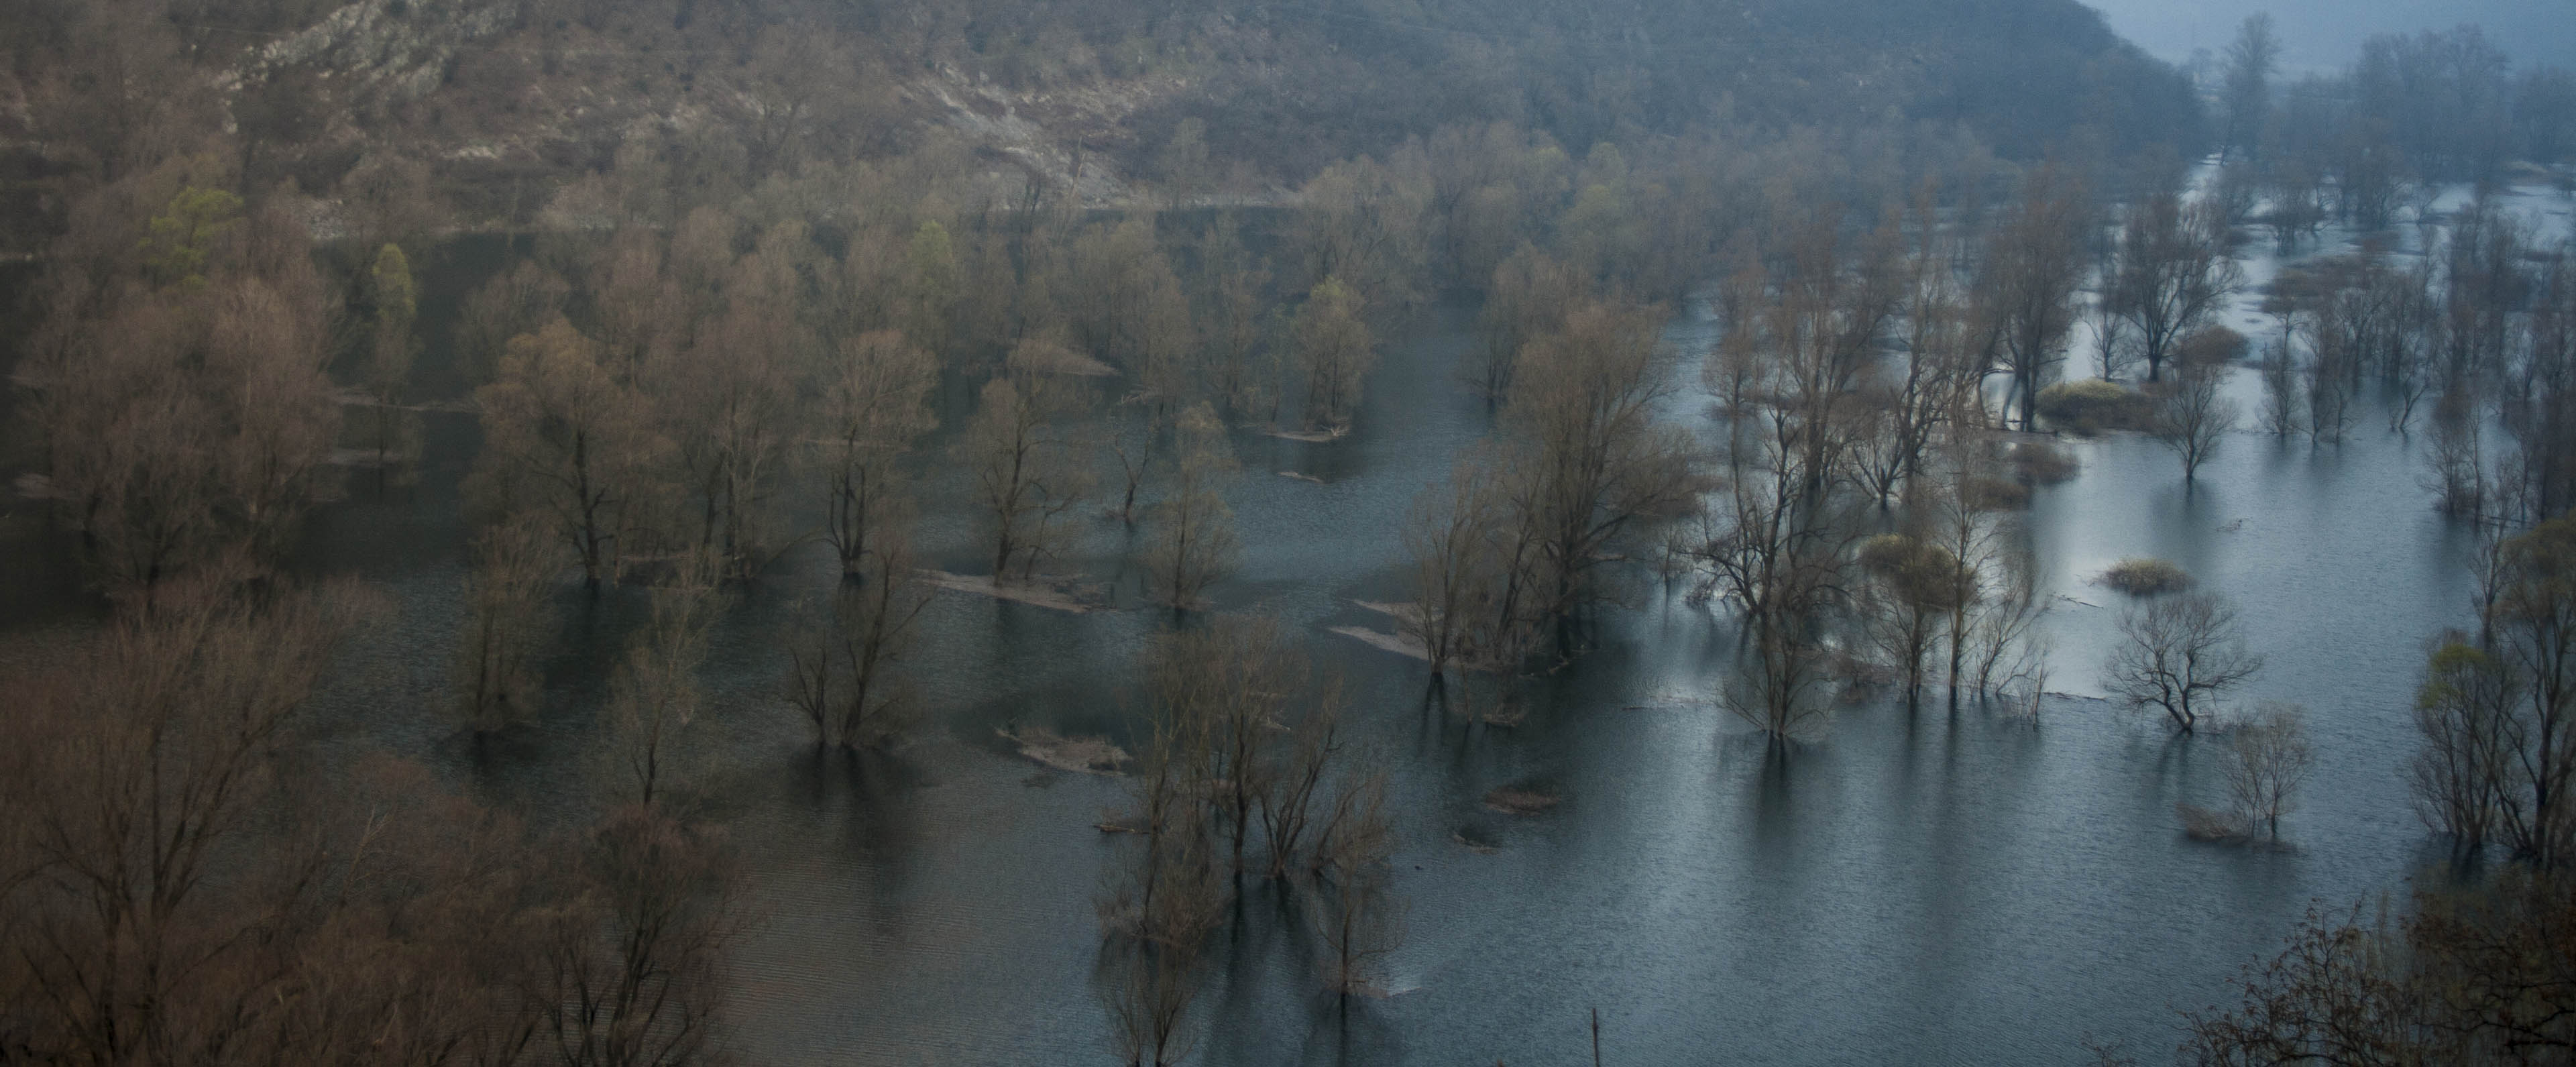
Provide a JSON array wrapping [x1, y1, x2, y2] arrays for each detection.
[[6, 186, 2574, 1064]]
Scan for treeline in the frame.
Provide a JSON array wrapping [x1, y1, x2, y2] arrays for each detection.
[[2206, 17, 2576, 239]]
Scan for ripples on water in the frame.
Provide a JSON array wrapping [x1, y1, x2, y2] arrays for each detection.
[[5, 184, 2574, 1064]]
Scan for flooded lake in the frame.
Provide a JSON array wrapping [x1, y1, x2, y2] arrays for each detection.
[[4, 182, 2573, 1064]]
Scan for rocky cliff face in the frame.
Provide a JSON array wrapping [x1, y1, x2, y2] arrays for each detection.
[[231, 0, 524, 105]]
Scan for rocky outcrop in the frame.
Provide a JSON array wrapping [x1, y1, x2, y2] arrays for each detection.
[[232, 0, 522, 105]]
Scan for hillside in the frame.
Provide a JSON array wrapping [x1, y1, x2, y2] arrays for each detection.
[[0, 0, 2199, 247]]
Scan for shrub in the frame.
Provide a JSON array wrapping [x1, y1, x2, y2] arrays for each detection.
[[2099, 557, 2193, 596], [1966, 475, 2032, 510], [2009, 441, 2080, 485], [2037, 378, 2150, 435]]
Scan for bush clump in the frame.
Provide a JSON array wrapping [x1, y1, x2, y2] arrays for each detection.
[[2037, 378, 2151, 435], [1965, 475, 2033, 510], [2099, 557, 2194, 596], [2007, 441, 2080, 485], [1859, 533, 1968, 608]]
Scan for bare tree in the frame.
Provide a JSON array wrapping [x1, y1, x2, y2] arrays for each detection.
[[2485, 514, 2576, 865], [1097, 657, 1227, 1067], [1105, 398, 1164, 528], [653, 245, 810, 577], [1257, 704, 1345, 881], [1500, 298, 1701, 638], [1148, 616, 1307, 876], [1190, 217, 1276, 420], [1918, 439, 2025, 711], [470, 319, 670, 587], [2425, 390, 2492, 519], [819, 330, 938, 579], [958, 342, 1097, 581], [1978, 164, 2092, 430], [782, 532, 933, 752], [2255, 331, 2304, 438], [1292, 156, 1431, 310], [1294, 277, 1376, 433], [1310, 772, 1403, 1001], [2220, 14, 2282, 162], [27, 193, 344, 598], [2227, 702, 2317, 839], [1469, 245, 1585, 404], [1967, 539, 2052, 708], [458, 260, 573, 385], [454, 514, 562, 738], [0, 574, 380, 1066], [1858, 530, 1966, 712], [1697, 464, 1853, 742], [1144, 403, 1241, 609], [2410, 637, 2516, 854], [2103, 591, 2266, 734], [2105, 190, 2243, 383], [2149, 327, 2244, 482], [1854, 208, 1978, 506], [607, 551, 728, 809], [1402, 453, 1508, 679], [2182, 870, 2576, 1063], [541, 804, 741, 1067], [2305, 339, 2355, 447]]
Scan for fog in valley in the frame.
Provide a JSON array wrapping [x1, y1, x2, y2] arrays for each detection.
[[2, 1, 2575, 1064]]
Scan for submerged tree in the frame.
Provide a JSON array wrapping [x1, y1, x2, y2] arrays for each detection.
[[1402, 453, 1510, 680], [1469, 244, 1586, 404], [1144, 403, 1241, 609], [1978, 165, 2091, 430], [1292, 277, 1376, 433], [542, 803, 742, 1067], [783, 532, 932, 752], [959, 341, 1097, 582], [2225, 702, 2317, 840], [1858, 529, 1968, 712], [1149, 616, 1310, 875], [1309, 771, 1402, 1002], [2103, 590, 2265, 734], [2181, 868, 2576, 1063], [1499, 298, 1700, 640], [2105, 188, 2242, 383], [2149, 327, 2244, 482], [653, 247, 809, 577], [607, 551, 728, 809], [453, 514, 561, 738], [471, 319, 669, 587], [819, 329, 938, 579], [2410, 514, 2576, 865]]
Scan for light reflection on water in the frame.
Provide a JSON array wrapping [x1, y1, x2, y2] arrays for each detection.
[[5, 185, 2573, 1063]]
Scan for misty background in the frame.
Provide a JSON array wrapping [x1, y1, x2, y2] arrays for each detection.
[[2090, 0, 2576, 73]]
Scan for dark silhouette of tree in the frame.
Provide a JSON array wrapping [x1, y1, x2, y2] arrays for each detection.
[[2103, 591, 2265, 734]]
